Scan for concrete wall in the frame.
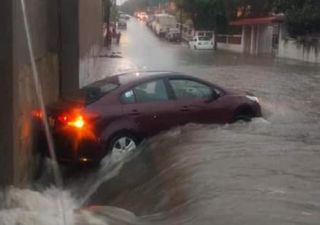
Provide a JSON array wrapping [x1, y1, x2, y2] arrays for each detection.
[[0, 0, 14, 186], [11, 0, 60, 186], [217, 35, 243, 53], [60, 0, 80, 97], [0, 0, 104, 187], [79, 0, 103, 88], [0, 0, 60, 187], [218, 43, 243, 52], [60, 0, 103, 90], [277, 26, 320, 63], [257, 25, 273, 54]]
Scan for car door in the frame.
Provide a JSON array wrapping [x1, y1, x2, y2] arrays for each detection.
[[121, 79, 179, 137], [168, 78, 224, 125]]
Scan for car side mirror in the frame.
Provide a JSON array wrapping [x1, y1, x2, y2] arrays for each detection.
[[205, 91, 220, 103]]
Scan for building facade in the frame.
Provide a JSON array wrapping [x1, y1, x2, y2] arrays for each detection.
[[0, 0, 103, 187]]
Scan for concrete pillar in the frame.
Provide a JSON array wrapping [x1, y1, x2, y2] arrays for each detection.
[[241, 26, 245, 53], [0, 0, 14, 186], [60, 0, 80, 97]]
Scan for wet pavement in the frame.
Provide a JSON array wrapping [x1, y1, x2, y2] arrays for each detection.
[[77, 19, 320, 225]]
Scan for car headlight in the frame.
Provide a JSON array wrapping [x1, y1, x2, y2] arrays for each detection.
[[246, 95, 259, 103]]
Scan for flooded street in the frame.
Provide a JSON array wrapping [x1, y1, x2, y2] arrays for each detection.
[[2, 18, 320, 225], [83, 19, 320, 224]]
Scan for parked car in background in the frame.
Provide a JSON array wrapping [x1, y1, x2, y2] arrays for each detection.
[[153, 14, 177, 37], [118, 19, 127, 29], [35, 71, 262, 164], [125, 14, 131, 20], [189, 36, 214, 50], [146, 16, 155, 28], [165, 28, 181, 42]]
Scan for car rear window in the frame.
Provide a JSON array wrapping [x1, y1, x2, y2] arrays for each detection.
[[82, 83, 119, 104], [199, 37, 211, 41]]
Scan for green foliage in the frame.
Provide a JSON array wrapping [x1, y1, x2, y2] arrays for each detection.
[[233, 0, 273, 18], [274, 0, 320, 37], [120, 0, 149, 14], [175, 0, 228, 31], [119, 0, 169, 14]]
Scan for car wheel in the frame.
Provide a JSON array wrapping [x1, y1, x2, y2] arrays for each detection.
[[233, 115, 252, 123], [109, 133, 138, 159], [233, 109, 255, 123]]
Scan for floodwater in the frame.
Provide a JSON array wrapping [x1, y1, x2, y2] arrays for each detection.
[[2, 18, 320, 225]]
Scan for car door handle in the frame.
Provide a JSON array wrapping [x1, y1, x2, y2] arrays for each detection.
[[128, 109, 140, 116]]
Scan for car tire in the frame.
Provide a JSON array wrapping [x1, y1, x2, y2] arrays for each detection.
[[108, 133, 139, 159], [233, 108, 255, 123], [233, 115, 252, 123]]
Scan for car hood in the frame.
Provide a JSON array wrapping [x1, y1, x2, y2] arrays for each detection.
[[224, 88, 252, 96]]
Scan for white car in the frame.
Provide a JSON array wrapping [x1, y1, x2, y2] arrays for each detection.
[[189, 36, 214, 50]]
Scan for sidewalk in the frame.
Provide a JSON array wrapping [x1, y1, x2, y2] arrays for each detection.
[[80, 46, 137, 87]]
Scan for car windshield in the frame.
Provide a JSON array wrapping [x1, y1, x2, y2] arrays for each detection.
[[199, 37, 211, 41]]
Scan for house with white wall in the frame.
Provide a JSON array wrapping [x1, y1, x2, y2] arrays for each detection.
[[221, 16, 283, 55], [277, 24, 320, 63], [217, 15, 319, 63]]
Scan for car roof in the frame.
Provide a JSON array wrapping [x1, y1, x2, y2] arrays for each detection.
[[86, 71, 224, 94], [88, 71, 181, 87]]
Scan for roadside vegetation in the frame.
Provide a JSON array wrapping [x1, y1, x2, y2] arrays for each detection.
[[119, 0, 320, 41]]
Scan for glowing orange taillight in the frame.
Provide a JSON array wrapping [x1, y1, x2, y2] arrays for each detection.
[[67, 115, 85, 129], [58, 113, 86, 129], [32, 109, 43, 119]]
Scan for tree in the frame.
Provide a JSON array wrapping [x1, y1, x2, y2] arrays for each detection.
[[175, 0, 228, 49], [120, 0, 149, 14], [273, 0, 320, 37], [232, 0, 274, 18]]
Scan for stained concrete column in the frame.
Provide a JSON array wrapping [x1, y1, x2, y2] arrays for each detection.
[[0, 0, 14, 186], [60, 0, 80, 97]]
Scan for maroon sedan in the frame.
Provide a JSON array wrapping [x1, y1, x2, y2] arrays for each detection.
[[35, 71, 262, 163]]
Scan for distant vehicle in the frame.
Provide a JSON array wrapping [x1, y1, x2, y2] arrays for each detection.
[[35, 71, 262, 164], [189, 36, 214, 50], [118, 19, 127, 29], [119, 13, 127, 21], [194, 31, 214, 39], [153, 14, 177, 37], [137, 12, 148, 21], [146, 15, 155, 28], [165, 28, 181, 42]]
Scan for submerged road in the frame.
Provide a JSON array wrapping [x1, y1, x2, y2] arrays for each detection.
[[78, 18, 320, 225]]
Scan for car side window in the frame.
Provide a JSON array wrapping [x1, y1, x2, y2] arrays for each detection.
[[121, 90, 135, 104], [170, 79, 213, 100], [133, 79, 169, 103]]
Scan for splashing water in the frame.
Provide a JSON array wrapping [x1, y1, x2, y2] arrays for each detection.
[[19, 0, 63, 189], [0, 148, 142, 225], [19, 0, 66, 224]]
